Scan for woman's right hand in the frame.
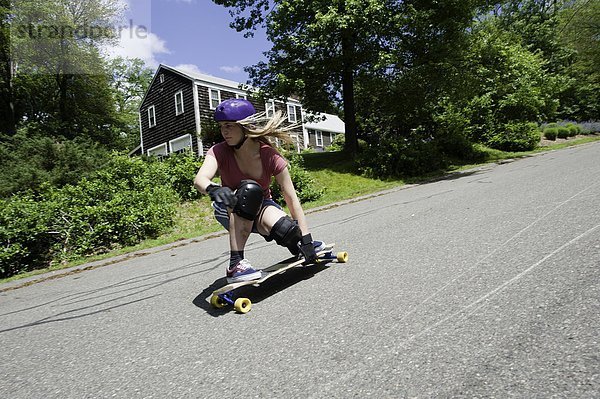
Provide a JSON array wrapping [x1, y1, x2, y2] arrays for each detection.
[[206, 184, 237, 208]]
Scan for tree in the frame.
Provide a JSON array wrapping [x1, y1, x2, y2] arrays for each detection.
[[107, 56, 154, 149], [8, 0, 125, 140], [557, 0, 600, 120], [0, 0, 15, 135], [213, 0, 399, 155]]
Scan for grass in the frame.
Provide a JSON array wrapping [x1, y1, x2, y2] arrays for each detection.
[[2, 134, 599, 285]]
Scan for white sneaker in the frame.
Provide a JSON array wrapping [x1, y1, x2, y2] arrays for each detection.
[[226, 259, 261, 283]]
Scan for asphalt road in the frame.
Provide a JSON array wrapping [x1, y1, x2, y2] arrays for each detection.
[[1, 142, 599, 398]]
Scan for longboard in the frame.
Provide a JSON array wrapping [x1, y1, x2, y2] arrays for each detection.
[[210, 243, 348, 313]]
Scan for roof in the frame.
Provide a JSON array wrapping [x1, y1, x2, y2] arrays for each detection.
[[161, 64, 248, 92], [303, 113, 345, 134]]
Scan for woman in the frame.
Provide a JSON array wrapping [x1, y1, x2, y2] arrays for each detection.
[[194, 98, 323, 283]]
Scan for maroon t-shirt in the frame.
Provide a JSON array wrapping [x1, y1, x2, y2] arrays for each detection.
[[206, 141, 288, 199]]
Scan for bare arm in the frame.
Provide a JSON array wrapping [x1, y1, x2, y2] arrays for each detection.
[[193, 154, 219, 194], [275, 167, 310, 235]]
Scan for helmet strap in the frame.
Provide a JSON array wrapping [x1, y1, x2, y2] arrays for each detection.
[[232, 134, 247, 150]]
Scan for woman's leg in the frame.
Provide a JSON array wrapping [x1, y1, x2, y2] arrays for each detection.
[[256, 205, 287, 236], [228, 209, 254, 251]]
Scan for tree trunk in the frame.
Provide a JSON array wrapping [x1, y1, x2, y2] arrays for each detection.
[[1, 57, 16, 135], [341, 31, 358, 156], [0, 0, 16, 135]]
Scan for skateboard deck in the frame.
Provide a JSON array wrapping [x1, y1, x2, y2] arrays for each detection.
[[210, 243, 348, 313]]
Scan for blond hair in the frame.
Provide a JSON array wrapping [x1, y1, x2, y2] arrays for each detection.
[[237, 111, 299, 145]]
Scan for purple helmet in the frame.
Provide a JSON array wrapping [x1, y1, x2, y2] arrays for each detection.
[[214, 98, 256, 122]]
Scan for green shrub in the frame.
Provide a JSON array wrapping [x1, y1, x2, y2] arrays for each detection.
[[0, 154, 181, 278], [0, 192, 58, 277], [0, 130, 112, 198], [564, 123, 579, 137], [557, 126, 570, 139], [48, 178, 177, 262], [486, 122, 541, 152], [357, 134, 447, 178], [543, 127, 558, 140], [326, 134, 345, 152], [160, 151, 203, 201], [270, 153, 324, 203]]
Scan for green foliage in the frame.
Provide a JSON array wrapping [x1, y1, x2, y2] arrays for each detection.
[[357, 133, 447, 178], [270, 152, 324, 203], [543, 127, 558, 140], [564, 123, 579, 137], [0, 192, 58, 278], [0, 129, 112, 197], [0, 152, 206, 278], [466, 23, 559, 130], [327, 134, 345, 152], [486, 122, 541, 152], [557, 126, 570, 139], [107, 57, 154, 149], [159, 151, 204, 201]]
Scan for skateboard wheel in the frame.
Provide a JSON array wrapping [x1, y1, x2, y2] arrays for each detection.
[[234, 298, 252, 314], [210, 295, 227, 309], [336, 251, 349, 263]]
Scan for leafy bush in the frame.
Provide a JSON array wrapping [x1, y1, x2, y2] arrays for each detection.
[[326, 134, 345, 152], [157, 151, 203, 201], [0, 130, 112, 198], [579, 121, 600, 134], [486, 122, 540, 152], [544, 127, 558, 140], [270, 152, 324, 203], [0, 153, 182, 278], [564, 123, 579, 137], [557, 126, 570, 139], [357, 133, 447, 178], [0, 192, 58, 278]]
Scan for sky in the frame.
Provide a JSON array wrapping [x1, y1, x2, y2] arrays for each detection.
[[106, 0, 272, 83]]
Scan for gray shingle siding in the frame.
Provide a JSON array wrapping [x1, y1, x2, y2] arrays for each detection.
[[140, 68, 198, 155]]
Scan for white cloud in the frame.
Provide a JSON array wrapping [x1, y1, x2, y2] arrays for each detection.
[[175, 64, 211, 76], [219, 65, 243, 74], [103, 25, 169, 68]]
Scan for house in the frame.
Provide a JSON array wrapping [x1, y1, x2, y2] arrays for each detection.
[[138, 64, 345, 156], [303, 112, 346, 150]]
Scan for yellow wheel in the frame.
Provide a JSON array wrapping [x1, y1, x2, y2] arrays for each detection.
[[210, 295, 226, 309], [234, 298, 252, 314], [336, 251, 349, 263]]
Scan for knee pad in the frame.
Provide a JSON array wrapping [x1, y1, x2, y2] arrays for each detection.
[[267, 216, 302, 254], [233, 180, 263, 221]]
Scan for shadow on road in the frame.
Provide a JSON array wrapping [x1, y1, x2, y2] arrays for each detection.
[[192, 263, 332, 316]]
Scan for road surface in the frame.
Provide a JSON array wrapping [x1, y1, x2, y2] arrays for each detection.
[[1, 142, 599, 398]]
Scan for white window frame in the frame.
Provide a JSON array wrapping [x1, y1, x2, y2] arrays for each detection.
[[169, 134, 192, 153], [316, 130, 323, 147], [290, 134, 301, 153], [265, 100, 275, 118], [174, 90, 184, 115], [147, 105, 156, 128], [235, 93, 247, 100], [287, 104, 297, 123], [147, 143, 167, 156], [159, 74, 164, 83], [209, 88, 221, 109]]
